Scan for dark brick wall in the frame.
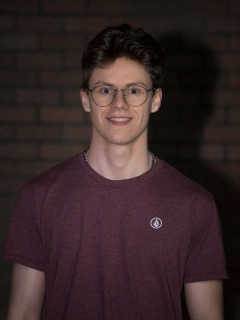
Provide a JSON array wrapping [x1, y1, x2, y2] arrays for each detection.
[[0, 0, 240, 318]]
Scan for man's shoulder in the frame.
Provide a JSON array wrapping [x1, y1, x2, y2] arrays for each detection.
[[25, 153, 82, 191], [155, 159, 214, 201]]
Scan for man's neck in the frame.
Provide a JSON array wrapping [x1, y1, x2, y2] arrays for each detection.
[[86, 143, 153, 180]]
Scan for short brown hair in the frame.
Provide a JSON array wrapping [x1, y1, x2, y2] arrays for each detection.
[[81, 24, 165, 90]]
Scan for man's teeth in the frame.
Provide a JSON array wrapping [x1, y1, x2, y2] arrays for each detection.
[[110, 118, 130, 122]]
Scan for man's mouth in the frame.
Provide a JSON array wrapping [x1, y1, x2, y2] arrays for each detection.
[[108, 117, 131, 122]]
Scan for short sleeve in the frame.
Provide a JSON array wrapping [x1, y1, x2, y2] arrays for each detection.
[[184, 194, 228, 283], [2, 183, 44, 272]]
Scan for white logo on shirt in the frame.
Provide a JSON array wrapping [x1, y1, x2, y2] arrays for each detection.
[[150, 218, 162, 229]]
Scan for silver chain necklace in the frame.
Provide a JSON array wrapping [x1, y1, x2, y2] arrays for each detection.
[[84, 149, 156, 167]]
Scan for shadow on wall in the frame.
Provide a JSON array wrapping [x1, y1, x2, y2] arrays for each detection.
[[148, 33, 240, 320]]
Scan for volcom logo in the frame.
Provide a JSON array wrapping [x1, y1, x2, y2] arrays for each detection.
[[150, 217, 162, 229]]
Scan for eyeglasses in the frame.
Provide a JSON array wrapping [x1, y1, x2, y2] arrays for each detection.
[[88, 85, 153, 107]]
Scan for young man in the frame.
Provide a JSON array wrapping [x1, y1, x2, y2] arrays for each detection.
[[3, 24, 227, 319]]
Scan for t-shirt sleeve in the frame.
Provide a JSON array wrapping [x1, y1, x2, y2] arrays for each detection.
[[2, 183, 44, 272], [184, 193, 228, 283]]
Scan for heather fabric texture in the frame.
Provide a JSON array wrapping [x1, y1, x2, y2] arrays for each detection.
[[3, 152, 228, 319]]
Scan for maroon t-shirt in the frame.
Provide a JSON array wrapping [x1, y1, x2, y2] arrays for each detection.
[[3, 153, 228, 319]]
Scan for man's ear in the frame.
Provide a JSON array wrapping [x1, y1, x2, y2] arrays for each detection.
[[80, 89, 91, 113], [151, 88, 162, 113]]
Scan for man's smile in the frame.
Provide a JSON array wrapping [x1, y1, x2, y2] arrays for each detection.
[[107, 117, 132, 124]]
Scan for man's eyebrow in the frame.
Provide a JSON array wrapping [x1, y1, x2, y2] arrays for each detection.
[[92, 81, 113, 87], [124, 82, 149, 88]]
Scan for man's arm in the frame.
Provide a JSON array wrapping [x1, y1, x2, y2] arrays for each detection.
[[184, 280, 224, 320], [7, 263, 45, 320]]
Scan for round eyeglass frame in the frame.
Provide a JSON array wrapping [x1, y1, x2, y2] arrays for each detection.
[[87, 85, 154, 107]]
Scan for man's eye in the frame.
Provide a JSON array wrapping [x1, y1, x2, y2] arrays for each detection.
[[130, 89, 138, 94], [129, 88, 138, 94], [101, 87, 112, 94]]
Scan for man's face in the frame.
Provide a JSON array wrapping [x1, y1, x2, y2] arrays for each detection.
[[80, 57, 162, 148]]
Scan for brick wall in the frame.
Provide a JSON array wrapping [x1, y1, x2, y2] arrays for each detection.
[[0, 0, 240, 318]]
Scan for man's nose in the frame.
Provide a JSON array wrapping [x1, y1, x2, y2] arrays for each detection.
[[111, 89, 129, 109]]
